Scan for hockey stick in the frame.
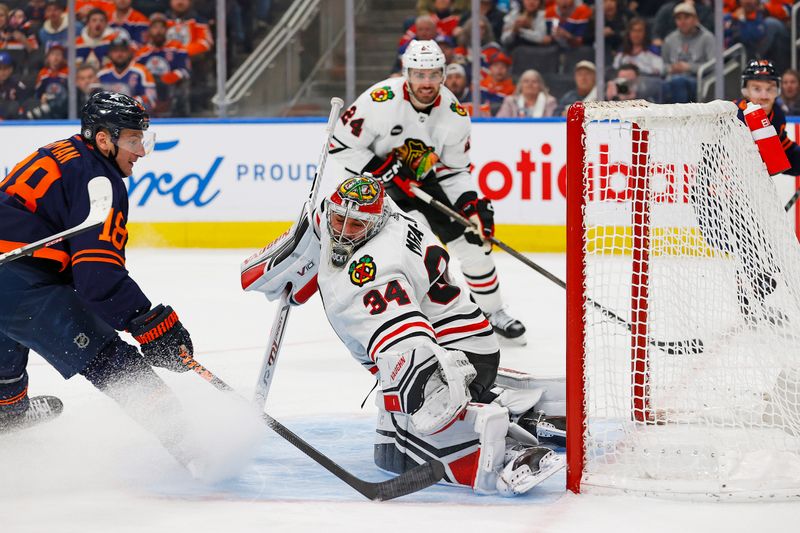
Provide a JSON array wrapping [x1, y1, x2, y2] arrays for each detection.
[[252, 97, 344, 406], [179, 350, 446, 501], [409, 186, 704, 356], [785, 188, 800, 211], [0, 176, 113, 266]]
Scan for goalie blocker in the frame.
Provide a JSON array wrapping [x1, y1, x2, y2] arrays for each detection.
[[241, 175, 566, 496]]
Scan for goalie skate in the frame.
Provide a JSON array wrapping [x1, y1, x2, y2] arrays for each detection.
[[497, 444, 564, 496], [516, 410, 567, 448], [0, 395, 63, 433]]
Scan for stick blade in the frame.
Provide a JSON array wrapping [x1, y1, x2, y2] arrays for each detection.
[[85, 176, 113, 226], [370, 460, 446, 501]]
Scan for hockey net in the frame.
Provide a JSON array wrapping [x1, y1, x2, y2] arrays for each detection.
[[565, 100, 800, 500]]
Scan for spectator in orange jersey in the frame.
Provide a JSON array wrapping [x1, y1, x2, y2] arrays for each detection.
[[480, 50, 515, 109], [107, 0, 149, 46], [406, 0, 461, 36], [75, 7, 116, 68], [545, 0, 593, 50], [98, 35, 156, 111], [136, 12, 190, 116], [165, 0, 212, 57]]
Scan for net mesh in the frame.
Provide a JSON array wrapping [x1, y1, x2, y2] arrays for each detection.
[[578, 100, 800, 499]]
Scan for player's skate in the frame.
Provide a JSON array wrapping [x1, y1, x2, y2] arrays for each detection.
[[0, 395, 63, 433], [515, 410, 566, 447], [496, 443, 564, 496], [486, 308, 527, 345]]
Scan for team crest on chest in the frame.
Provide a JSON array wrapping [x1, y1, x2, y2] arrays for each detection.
[[370, 86, 395, 102], [450, 102, 467, 116], [349, 255, 377, 286]]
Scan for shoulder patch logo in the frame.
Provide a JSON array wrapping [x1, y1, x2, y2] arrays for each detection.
[[370, 86, 395, 102], [349, 255, 377, 286], [450, 101, 467, 116]]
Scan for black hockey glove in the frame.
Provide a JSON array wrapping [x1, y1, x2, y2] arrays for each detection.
[[129, 304, 193, 373], [363, 152, 419, 198], [456, 191, 495, 248]]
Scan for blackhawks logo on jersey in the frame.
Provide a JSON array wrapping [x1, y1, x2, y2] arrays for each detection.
[[450, 101, 467, 116], [349, 255, 377, 286], [370, 86, 395, 102]]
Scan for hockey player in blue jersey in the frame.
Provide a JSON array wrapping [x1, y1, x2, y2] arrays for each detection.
[[0, 91, 197, 468]]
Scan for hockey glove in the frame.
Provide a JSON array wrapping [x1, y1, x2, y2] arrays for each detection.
[[456, 191, 495, 251], [393, 144, 439, 181], [129, 304, 194, 373], [377, 343, 476, 436], [362, 152, 418, 198]]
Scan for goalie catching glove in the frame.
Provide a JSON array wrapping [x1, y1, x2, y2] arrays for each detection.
[[240, 203, 321, 304], [376, 343, 476, 435], [129, 304, 193, 372], [456, 191, 494, 251]]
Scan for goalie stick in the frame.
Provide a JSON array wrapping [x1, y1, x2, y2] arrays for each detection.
[[0, 176, 113, 266], [252, 97, 344, 407], [409, 186, 704, 356], [178, 350, 446, 501]]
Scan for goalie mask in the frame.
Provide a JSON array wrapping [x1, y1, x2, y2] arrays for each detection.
[[325, 174, 390, 268]]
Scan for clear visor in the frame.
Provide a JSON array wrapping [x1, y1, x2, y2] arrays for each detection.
[[408, 68, 444, 83], [114, 130, 156, 157]]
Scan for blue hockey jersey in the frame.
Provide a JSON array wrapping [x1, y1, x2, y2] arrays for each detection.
[[0, 134, 151, 330]]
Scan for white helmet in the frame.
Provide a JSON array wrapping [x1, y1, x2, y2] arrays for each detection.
[[402, 40, 446, 79]]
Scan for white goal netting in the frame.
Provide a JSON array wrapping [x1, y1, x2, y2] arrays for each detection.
[[572, 100, 800, 499]]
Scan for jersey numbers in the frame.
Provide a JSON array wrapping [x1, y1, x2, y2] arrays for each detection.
[[3, 153, 61, 212], [341, 105, 364, 137], [424, 246, 461, 305], [363, 279, 411, 315], [99, 209, 128, 250]]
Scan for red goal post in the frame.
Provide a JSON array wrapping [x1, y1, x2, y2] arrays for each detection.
[[565, 100, 800, 500]]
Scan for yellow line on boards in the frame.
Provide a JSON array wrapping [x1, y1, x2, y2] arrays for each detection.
[[126, 222, 568, 252]]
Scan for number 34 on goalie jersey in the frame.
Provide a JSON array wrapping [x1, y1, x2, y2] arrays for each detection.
[[317, 206, 497, 375]]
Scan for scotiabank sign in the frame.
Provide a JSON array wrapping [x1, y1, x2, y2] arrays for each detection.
[[0, 118, 797, 226]]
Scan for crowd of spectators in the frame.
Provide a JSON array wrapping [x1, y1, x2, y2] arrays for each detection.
[[394, 0, 799, 117], [0, 0, 272, 120]]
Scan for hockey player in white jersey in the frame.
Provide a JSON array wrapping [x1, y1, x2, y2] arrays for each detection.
[[328, 39, 526, 344], [241, 175, 566, 496]]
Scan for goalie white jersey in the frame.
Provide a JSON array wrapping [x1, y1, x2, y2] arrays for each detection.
[[317, 198, 498, 375], [329, 76, 474, 205]]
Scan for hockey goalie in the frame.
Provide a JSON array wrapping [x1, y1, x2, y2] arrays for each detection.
[[241, 174, 565, 496]]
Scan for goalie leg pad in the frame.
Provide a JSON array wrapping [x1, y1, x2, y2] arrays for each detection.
[[373, 396, 509, 493], [495, 367, 566, 416]]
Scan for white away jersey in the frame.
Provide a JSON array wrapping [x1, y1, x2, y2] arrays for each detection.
[[317, 198, 498, 374], [329, 76, 474, 206]]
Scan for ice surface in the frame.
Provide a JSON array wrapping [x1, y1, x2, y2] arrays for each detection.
[[3, 250, 798, 533]]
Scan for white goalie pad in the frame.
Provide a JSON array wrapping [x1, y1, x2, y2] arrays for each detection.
[[376, 343, 476, 436], [240, 205, 321, 305], [494, 367, 566, 416]]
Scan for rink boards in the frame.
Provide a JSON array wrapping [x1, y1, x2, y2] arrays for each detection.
[[1, 117, 798, 252]]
